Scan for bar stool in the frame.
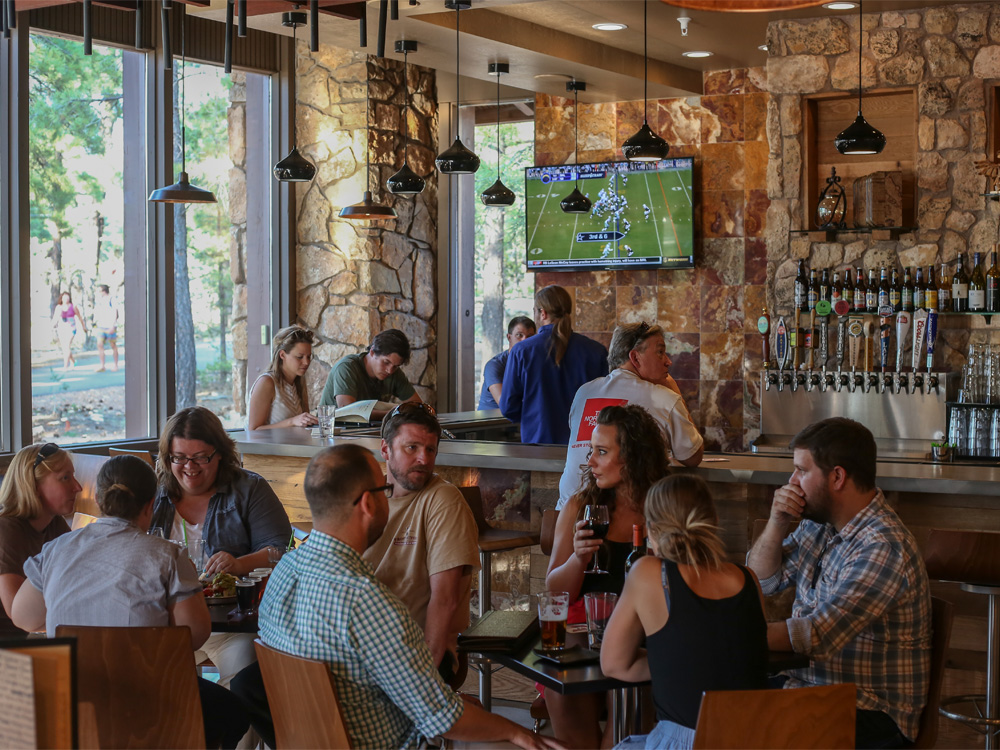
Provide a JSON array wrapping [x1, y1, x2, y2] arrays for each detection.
[[924, 528, 1000, 748]]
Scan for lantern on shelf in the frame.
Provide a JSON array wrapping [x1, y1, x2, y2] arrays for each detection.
[[815, 167, 846, 230]]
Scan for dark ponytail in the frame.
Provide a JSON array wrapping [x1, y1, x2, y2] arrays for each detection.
[[535, 285, 574, 366]]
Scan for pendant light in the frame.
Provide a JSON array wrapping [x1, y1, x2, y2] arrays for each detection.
[[150, 5, 217, 204], [835, 0, 885, 155], [387, 40, 426, 195], [560, 80, 591, 215], [435, 0, 480, 175], [621, 0, 669, 162], [273, 9, 317, 182], [339, 60, 397, 221], [481, 62, 515, 208]]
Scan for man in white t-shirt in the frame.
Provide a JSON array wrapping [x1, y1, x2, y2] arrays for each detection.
[[93, 284, 119, 372], [556, 321, 704, 509]]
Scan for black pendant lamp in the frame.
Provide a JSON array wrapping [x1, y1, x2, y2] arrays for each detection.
[[481, 62, 515, 208], [339, 61, 397, 221], [435, 0, 480, 175], [835, 0, 885, 155], [273, 10, 317, 182], [387, 40, 426, 195], [621, 0, 669, 162], [560, 80, 591, 215], [150, 5, 217, 204]]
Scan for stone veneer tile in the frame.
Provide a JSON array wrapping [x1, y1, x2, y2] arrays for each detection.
[[657, 281, 701, 334], [581, 330, 613, 351], [701, 95, 745, 143], [662, 332, 701, 381], [744, 142, 769, 192], [743, 285, 768, 334], [745, 67, 767, 94], [536, 270, 613, 288], [701, 284, 745, 333], [534, 150, 572, 167], [743, 332, 766, 374], [700, 143, 745, 191], [616, 285, 658, 325], [655, 99, 703, 146], [700, 379, 744, 431], [672, 378, 701, 421], [701, 332, 745, 380], [615, 100, 644, 150], [744, 188, 771, 237], [701, 191, 745, 238], [700, 238, 744, 286], [745, 238, 768, 285], [575, 284, 617, 332], [579, 102, 617, 152], [744, 93, 769, 142], [704, 69, 747, 95], [535, 104, 573, 153], [579, 149, 617, 165], [616, 269, 658, 286]]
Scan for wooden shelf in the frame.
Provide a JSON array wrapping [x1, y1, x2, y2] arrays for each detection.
[[791, 227, 917, 241]]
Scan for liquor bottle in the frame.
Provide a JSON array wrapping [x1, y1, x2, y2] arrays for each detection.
[[902, 267, 914, 312], [624, 524, 647, 575], [842, 268, 854, 309], [937, 263, 951, 312], [889, 267, 902, 312], [952, 254, 969, 312], [969, 251, 986, 312], [794, 260, 808, 313], [819, 268, 830, 303], [913, 266, 925, 311], [987, 250, 1000, 313], [877, 267, 891, 311], [807, 269, 819, 311], [866, 268, 878, 313], [831, 270, 842, 306], [926, 265, 938, 311], [853, 267, 867, 313]]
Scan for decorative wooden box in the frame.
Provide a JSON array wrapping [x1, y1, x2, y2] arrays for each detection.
[[852, 170, 903, 228]]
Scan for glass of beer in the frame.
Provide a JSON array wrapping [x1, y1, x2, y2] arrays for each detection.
[[235, 578, 256, 614], [538, 591, 570, 652]]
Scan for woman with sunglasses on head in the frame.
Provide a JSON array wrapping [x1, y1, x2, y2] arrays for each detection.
[[0, 443, 79, 638], [247, 325, 319, 431], [544, 404, 668, 748], [151, 406, 292, 690]]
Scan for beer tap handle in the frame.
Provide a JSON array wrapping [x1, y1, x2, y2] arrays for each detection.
[[925, 309, 939, 374], [807, 309, 816, 371], [793, 309, 801, 372], [758, 307, 771, 367], [911, 309, 928, 373], [879, 315, 891, 374], [895, 311, 911, 374], [863, 318, 875, 373]]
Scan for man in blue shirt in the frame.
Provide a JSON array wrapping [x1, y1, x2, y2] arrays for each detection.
[[477, 316, 536, 410]]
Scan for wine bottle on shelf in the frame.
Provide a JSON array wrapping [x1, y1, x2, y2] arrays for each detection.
[[890, 267, 902, 312], [854, 266, 867, 313], [987, 249, 1000, 313], [936, 263, 950, 312], [624, 524, 647, 575], [952, 254, 969, 312], [807, 268, 819, 312], [969, 251, 986, 312], [866, 268, 878, 313], [831, 270, 842, 306], [794, 260, 808, 313], [819, 268, 830, 303], [913, 266, 925, 311], [877, 267, 890, 311], [842, 268, 854, 309], [925, 265, 938, 311]]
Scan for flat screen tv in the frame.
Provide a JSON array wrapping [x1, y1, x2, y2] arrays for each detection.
[[524, 158, 695, 271]]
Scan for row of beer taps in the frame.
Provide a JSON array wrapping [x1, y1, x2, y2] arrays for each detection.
[[759, 300, 941, 395]]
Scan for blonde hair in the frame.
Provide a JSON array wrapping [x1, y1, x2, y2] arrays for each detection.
[[0, 444, 74, 520], [266, 325, 315, 414], [535, 285, 574, 366], [645, 474, 726, 571]]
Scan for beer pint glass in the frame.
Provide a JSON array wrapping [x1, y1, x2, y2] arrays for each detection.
[[538, 591, 570, 651]]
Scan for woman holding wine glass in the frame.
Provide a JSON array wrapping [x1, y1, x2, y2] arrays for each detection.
[[545, 404, 668, 748]]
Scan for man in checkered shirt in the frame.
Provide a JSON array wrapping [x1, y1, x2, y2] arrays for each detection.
[[748, 418, 931, 749]]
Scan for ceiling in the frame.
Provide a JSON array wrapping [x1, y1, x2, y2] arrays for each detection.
[[190, 0, 969, 105]]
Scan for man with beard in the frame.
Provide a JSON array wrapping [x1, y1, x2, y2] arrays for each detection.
[[363, 404, 479, 686], [747, 418, 931, 749]]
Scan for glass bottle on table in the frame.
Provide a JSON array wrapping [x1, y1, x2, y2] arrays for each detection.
[[952, 254, 969, 312], [624, 524, 647, 575], [987, 249, 1000, 313], [970, 251, 986, 312]]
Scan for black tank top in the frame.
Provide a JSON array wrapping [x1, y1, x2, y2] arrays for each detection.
[[646, 559, 768, 728], [580, 540, 631, 597]]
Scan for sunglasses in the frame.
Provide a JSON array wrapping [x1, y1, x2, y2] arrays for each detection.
[[380, 402, 438, 439], [34, 443, 60, 468]]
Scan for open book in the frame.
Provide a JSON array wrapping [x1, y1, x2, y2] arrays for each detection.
[[334, 399, 396, 424]]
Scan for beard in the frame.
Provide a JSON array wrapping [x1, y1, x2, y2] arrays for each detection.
[[802, 482, 834, 525], [386, 456, 431, 493]]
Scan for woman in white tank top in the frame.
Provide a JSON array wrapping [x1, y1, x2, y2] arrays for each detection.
[[247, 326, 319, 430]]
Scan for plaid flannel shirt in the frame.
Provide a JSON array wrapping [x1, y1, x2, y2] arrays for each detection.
[[259, 530, 464, 749], [759, 490, 931, 740]]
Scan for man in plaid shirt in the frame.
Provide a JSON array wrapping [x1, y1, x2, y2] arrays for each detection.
[[748, 418, 931, 748]]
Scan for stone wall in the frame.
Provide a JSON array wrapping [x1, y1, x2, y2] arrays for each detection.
[[228, 72, 250, 413], [534, 68, 770, 451]]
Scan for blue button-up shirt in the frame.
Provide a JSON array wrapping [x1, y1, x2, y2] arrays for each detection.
[[259, 530, 464, 749]]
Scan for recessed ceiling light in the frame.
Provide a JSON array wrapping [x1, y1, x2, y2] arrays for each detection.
[[592, 22, 627, 31], [823, 1, 857, 9], [682, 51, 712, 58], [533, 73, 574, 81]]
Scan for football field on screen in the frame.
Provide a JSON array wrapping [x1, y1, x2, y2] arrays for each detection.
[[525, 167, 694, 264]]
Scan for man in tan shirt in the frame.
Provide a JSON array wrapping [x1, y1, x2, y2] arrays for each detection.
[[363, 404, 479, 683]]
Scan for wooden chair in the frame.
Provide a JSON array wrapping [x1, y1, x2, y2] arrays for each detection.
[[540, 508, 559, 556], [69, 452, 109, 518], [108, 447, 155, 467], [254, 639, 352, 749], [692, 682, 856, 749], [55, 625, 205, 749], [913, 596, 954, 748], [71, 511, 98, 530]]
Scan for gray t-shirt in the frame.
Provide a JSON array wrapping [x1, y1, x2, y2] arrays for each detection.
[[24, 517, 201, 637], [320, 352, 416, 406]]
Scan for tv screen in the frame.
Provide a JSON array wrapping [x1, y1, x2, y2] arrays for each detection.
[[524, 158, 695, 271]]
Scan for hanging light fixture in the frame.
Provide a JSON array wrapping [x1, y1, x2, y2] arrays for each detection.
[[560, 80, 591, 215], [387, 40, 426, 195], [339, 59, 397, 221], [481, 62, 515, 208], [435, 0, 480, 175], [621, 0, 669, 162], [273, 9, 317, 182], [150, 5, 217, 204], [835, 0, 885, 155]]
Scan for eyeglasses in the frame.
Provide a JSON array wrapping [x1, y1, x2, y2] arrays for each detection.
[[169, 451, 218, 466], [352, 483, 393, 505], [380, 402, 437, 439], [34, 443, 60, 468]]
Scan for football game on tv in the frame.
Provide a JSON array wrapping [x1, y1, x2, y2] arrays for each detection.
[[524, 158, 695, 271]]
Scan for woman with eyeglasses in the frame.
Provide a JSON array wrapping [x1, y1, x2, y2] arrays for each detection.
[[246, 325, 319, 431], [152, 406, 292, 690], [0, 443, 79, 638], [544, 404, 668, 748]]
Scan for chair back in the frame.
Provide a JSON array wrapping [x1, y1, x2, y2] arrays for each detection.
[[108, 447, 155, 467], [913, 596, 954, 748], [458, 485, 491, 535], [69, 452, 109, 518], [1, 638, 77, 748], [692, 682, 855, 749], [71, 512, 98, 531], [55, 625, 204, 749], [924, 528, 1000, 585], [255, 640, 352, 749], [540, 509, 559, 556]]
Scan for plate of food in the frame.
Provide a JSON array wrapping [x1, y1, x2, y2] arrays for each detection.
[[201, 572, 238, 605]]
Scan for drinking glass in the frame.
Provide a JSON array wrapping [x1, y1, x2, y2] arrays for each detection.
[[147, 527, 165, 539], [235, 578, 256, 614], [267, 546, 283, 566], [537, 591, 570, 652], [249, 572, 268, 609], [582, 505, 611, 574], [584, 592, 618, 650], [317, 405, 336, 439], [186, 539, 206, 575]]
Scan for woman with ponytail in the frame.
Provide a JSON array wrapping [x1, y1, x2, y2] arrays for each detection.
[[499, 284, 607, 444], [601, 474, 768, 749]]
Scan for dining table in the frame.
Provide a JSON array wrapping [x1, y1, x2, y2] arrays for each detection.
[[208, 601, 258, 634]]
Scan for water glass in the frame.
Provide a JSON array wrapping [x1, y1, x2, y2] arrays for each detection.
[[147, 527, 165, 539], [317, 405, 336, 439], [186, 539, 206, 575], [537, 591, 570, 652], [267, 546, 283, 566], [584, 592, 618, 650]]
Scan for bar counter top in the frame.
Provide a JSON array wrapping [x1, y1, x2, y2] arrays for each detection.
[[233, 426, 1000, 498]]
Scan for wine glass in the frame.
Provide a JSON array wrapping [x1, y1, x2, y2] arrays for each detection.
[[582, 505, 610, 574]]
